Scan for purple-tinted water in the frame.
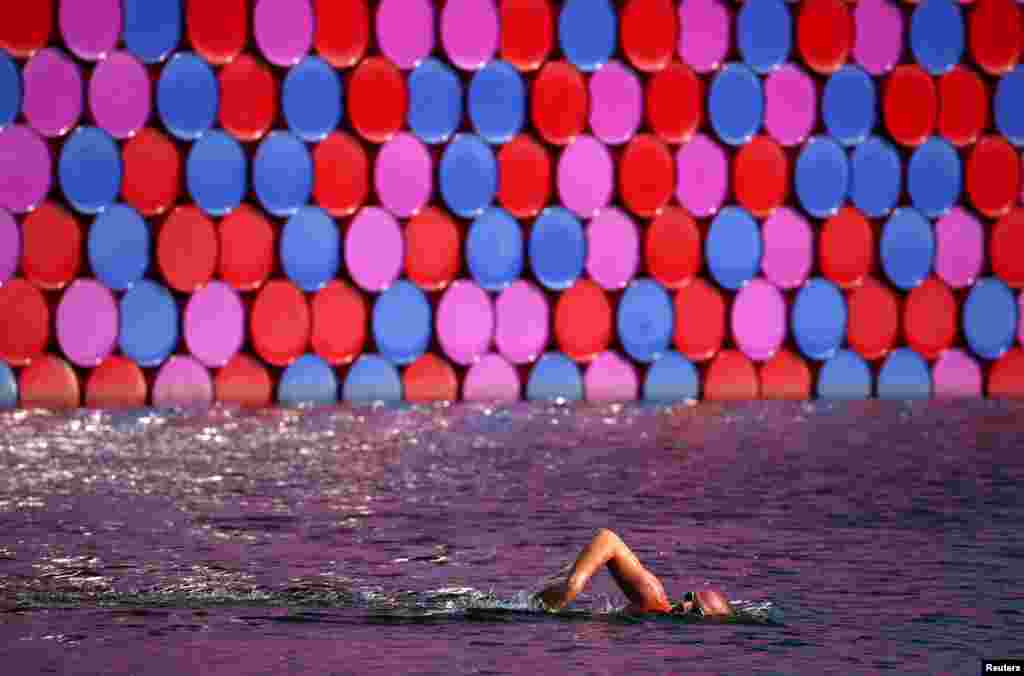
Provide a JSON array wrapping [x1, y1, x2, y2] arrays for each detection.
[[0, 400, 1020, 674]]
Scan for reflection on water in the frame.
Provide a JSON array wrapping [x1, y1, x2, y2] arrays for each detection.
[[0, 399, 1021, 675]]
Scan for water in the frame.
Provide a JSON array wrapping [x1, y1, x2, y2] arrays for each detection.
[[0, 399, 1020, 675]]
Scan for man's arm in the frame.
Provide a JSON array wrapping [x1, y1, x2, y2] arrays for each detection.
[[535, 528, 672, 613]]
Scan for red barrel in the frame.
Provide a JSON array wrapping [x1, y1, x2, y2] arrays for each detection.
[[988, 348, 1024, 398], [500, 0, 554, 72], [991, 209, 1024, 289], [846, 276, 900, 360], [250, 279, 311, 367], [969, 0, 1022, 76], [705, 350, 760, 401], [497, 133, 551, 219], [966, 135, 1019, 218], [85, 356, 147, 408], [760, 349, 812, 400], [311, 280, 367, 366], [219, 54, 277, 143], [674, 277, 726, 363], [937, 66, 989, 147], [0, 0, 51, 57], [313, 132, 369, 218], [157, 206, 218, 294], [186, 0, 247, 65], [20, 202, 81, 290], [554, 279, 613, 363], [314, 0, 368, 69], [218, 204, 275, 292], [0, 279, 49, 366], [19, 354, 80, 409], [904, 276, 957, 360], [532, 61, 588, 146], [797, 0, 853, 74], [348, 57, 407, 144], [645, 61, 702, 145], [619, 134, 674, 218], [645, 206, 702, 290], [733, 135, 789, 218], [121, 128, 181, 217], [214, 354, 273, 407], [883, 65, 937, 147], [403, 353, 459, 402], [405, 206, 461, 292], [621, 0, 678, 73], [819, 206, 875, 290]]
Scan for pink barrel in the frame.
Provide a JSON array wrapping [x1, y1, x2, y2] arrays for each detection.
[[932, 349, 983, 397], [584, 350, 639, 402], [934, 207, 983, 289], [152, 355, 214, 407], [59, 0, 121, 61], [0, 125, 51, 214], [853, 0, 903, 75], [587, 207, 640, 290], [376, 0, 434, 69], [375, 132, 432, 218], [22, 48, 82, 137], [184, 281, 245, 368], [441, 0, 499, 71], [56, 279, 118, 367], [589, 60, 643, 145], [762, 206, 813, 289], [763, 64, 817, 147], [731, 278, 787, 362], [676, 133, 728, 218], [437, 279, 495, 366], [0, 209, 17, 283], [254, 0, 313, 67], [345, 207, 403, 292], [88, 51, 151, 140], [495, 279, 549, 364], [678, 0, 731, 74], [463, 353, 520, 401], [557, 135, 614, 219]]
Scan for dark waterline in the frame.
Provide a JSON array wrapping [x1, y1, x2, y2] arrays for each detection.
[[0, 399, 1021, 675]]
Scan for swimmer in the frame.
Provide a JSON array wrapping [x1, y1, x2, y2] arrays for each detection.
[[533, 528, 734, 617]]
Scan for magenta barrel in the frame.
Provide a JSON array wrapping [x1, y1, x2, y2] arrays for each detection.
[[463, 353, 520, 402], [584, 351, 639, 402], [55, 279, 118, 367], [442, 0, 499, 71], [932, 349, 983, 397], [589, 60, 643, 145], [375, 133, 432, 219], [59, 0, 121, 61], [934, 207, 983, 289], [377, 0, 434, 70], [22, 48, 82, 138], [853, 0, 903, 75], [731, 278, 787, 362], [345, 207, 404, 293], [0, 209, 17, 284], [763, 64, 817, 147], [494, 280, 549, 365], [678, 0, 731, 74], [88, 51, 151, 140], [184, 281, 245, 368], [0, 126, 51, 215], [253, 0, 313, 67], [437, 280, 495, 366], [676, 133, 728, 218], [586, 208, 640, 291], [557, 135, 614, 219], [761, 207, 813, 290], [152, 355, 213, 407]]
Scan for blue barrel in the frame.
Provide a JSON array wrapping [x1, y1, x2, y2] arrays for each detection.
[[280, 206, 340, 292], [253, 131, 313, 217], [708, 63, 763, 146], [877, 348, 932, 400], [817, 349, 872, 400], [907, 137, 961, 218], [372, 280, 432, 365], [186, 130, 247, 217], [278, 354, 338, 406], [737, 0, 792, 74], [0, 51, 19, 129], [964, 277, 1018, 361], [0, 361, 17, 408], [618, 278, 673, 363], [529, 207, 586, 291], [526, 352, 584, 401], [468, 60, 525, 145], [123, 0, 182, 64], [58, 126, 122, 215], [822, 65, 876, 147], [792, 277, 847, 361], [89, 204, 150, 291], [644, 351, 701, 403], [995, 66, 1024, 147], [343, 354, 403, 403], [850, 135, 901, 218], [439, 133, 497, 218], [466, 207, 524, 292], [558, 0, 617, 72], [880, 208, 935, 291], [705, 206, 762, 291], [156, 52, 218, 141], [408, 58, 463, 145], [910, 0, 964, 75], [282, 56, 343, 142], [119, 279, 178, 367], [795, 135, 849, 218]]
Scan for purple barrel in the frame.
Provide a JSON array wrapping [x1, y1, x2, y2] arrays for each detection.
[[463, 353, 520, 401], [345, 207, 404, 292], [0, 125, 52, 214], [587, 208, 640, 290], [0, 209, 17, 284], [557, 135, 614, 219], [761, 206, 813, 289], [731, 277, 787, 362], [584, 350, 639, 402], [375, 132, 432, 218], [377, 0, 434, 70], [441, 0, 499, 71], [253, 0, 314, 67], [589, 60, 643, 145], [152, 355, 213, 407], [184, 281, 245, 368], [763, 64, 817, 147], [56, 279, 118, 367], [437, 279, 495, 366], [931, 349, 982, 397], [89, 51, 151, 140], [22, 48, 83, 138], [853, 0, 903, 76], [934, 207, 983, 289], [494, 280, 549, 365], [676, 133, 727, 218], [678, 0, 731, 74], [59, 0, 121, 61]]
